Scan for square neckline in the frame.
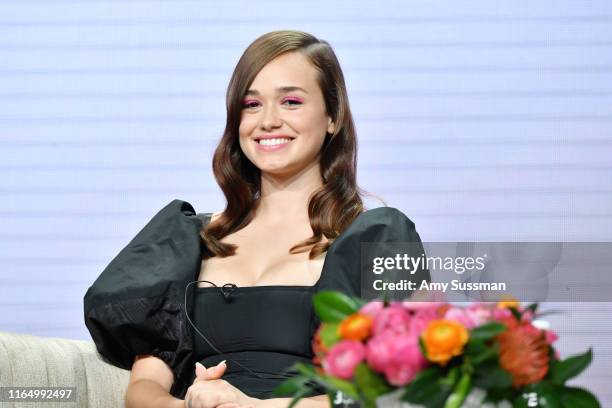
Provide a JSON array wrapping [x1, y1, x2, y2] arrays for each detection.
[[194, 209, 372, 291], [195, 250, 328, 291]]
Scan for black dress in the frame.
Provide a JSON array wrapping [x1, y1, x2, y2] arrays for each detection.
[[83, 199, 428, 400]]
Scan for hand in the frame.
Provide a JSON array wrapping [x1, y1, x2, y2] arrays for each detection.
[[184, 361, 257, 408]]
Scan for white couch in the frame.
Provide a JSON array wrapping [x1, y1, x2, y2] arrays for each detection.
[[0, 331, 130, 408]]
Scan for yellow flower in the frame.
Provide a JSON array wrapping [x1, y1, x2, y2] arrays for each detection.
[[338, 313, 373, 342], [422, 319, 469, 365]]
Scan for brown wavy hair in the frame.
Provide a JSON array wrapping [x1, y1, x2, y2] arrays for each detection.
[[201, 30, 365, 259]]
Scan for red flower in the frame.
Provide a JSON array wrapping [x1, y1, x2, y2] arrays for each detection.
[[312, 324, 329, 367], [497, 318, 550, 387]]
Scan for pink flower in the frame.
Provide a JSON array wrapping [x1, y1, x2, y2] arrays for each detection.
[[366, 330, 427, 386], [393, 334, 427, 369], [444, 306, 490, 329], [384, 362, 420, 386], [322, 340, 365, 380], [372, 304, 412, 336], [409, 309, 438, 334], [545, 330, 559, 344], [365, 331, 396, 372], [402, 301, 445, 313], [492, 307, 513, 321], [521, 310, 535, 322], [359, 300, 384, 318]]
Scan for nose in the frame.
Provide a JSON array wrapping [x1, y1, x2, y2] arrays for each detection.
[[260, 105, 282, 130]]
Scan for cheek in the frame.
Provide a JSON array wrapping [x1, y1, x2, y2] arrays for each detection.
[[299, 110, 330, 142], [290, 110, 325, 135], [238, 117, 256, 141], [238, 116, 252, 136]]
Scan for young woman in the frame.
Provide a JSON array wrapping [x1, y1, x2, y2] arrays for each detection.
[[84, 30, 429, 408]]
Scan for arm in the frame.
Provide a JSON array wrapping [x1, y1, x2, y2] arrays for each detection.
[[125, 354, 184, 408], [252, 395, 329, 408]]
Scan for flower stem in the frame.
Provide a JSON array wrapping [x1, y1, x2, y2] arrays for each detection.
[[444, 372, 472, 408]]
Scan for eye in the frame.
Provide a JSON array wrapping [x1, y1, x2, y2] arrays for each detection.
[[282, 97, 303, 106], [242, 99, 260, 109]]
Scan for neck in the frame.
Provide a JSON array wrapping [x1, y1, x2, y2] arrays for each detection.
[[257, 160, 323, 223]]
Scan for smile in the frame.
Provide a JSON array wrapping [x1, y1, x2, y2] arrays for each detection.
[[256, 137, 293, 146], [254, 137, 295, 151]]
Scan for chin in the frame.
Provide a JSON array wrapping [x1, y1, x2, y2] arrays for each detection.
[[258, 164, 299, 178]]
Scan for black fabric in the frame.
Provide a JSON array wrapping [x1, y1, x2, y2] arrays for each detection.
[[83, 199, 204, 399], [83, 199, 429, 400], [191, 287, 324, 398]]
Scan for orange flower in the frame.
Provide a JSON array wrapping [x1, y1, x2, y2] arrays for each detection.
[[497, 297, 519, 309], [338, 313, 373, 342], [497, 319, 550, 386], [422, 319, 469, 365]]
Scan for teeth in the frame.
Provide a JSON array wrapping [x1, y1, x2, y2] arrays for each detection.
[[258, 138, 292, 146]]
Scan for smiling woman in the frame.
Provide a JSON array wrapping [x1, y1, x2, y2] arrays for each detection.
[[83, 30, 429, 408]]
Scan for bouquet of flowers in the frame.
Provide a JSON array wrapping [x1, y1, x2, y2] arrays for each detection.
[[273, 291, 599, 408]]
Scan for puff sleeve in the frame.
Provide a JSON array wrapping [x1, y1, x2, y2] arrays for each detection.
[[317, 206, 430, 299], [83, 199, 205, 399]]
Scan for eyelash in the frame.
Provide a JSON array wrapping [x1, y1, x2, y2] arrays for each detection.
[[242, 98, 303, 109]]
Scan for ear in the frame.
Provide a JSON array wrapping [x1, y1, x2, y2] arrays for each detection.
[[327, 117, 335, 135]]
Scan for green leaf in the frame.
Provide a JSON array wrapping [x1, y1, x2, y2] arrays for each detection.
[[313, 290, 361, 323], [272, 376, 309, 396], [465, 339, 487, 355], [272, 373, 319, 408], [286, 387, 312, 408], [320, 323, 341, 348], [483, 387, 515, 403], [525, 303, 539, 314], [288, 361, 360, 400], [560, 387, 601, 408], [549, 348, 593, 385], [469, 322, 507, 341], [468, 342, 500, 366], [323, 377, 360, 400], [509, 307, 523, 321], [472, 365, 513, 389], [418, 336, 428, 359], [401, 366, 450, 407], [353, 297, 369, 309], [353, 363, 393, 405]]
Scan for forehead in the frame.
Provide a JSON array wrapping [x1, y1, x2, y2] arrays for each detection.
[[247, 52, 319, 93]]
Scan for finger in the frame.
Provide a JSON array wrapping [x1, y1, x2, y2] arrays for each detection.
[[207, 360, 227, 378], [195, 362, 208, 379], [194, 360, 227, 382], [195, 360, 226, 381]]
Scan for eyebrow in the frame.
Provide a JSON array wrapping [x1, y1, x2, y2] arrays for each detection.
[[245, 86, 308, 96]]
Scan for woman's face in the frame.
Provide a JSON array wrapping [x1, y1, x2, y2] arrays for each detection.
[[238, 51, 335, 178]]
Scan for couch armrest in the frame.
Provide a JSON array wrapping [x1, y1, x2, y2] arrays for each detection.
[[0, 330, 130, 408]]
